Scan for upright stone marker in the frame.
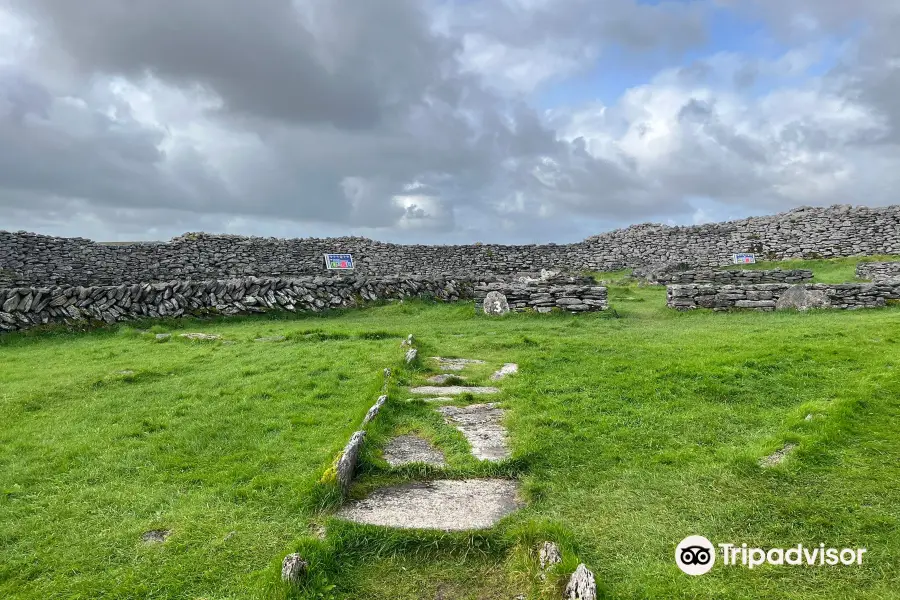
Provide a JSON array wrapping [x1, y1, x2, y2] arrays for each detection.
[[483, 291, 509, 316]]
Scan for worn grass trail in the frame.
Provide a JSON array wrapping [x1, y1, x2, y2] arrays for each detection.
[[2, 289, 900, 599]]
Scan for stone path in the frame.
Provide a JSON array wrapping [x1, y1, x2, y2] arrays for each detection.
[[429, 357, 485, 371], [408, 396, 455, 403], [338, 355, 517, 532], [438, 403, 510, 462], [426, 373, 466, 384], [383, 434, 446, 467], [335, 479, 521, 531], [409, 385, 499, 396]]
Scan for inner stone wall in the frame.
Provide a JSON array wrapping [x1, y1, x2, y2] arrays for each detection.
[[0, 275, 609, 333], [667, 283, 900, 311], [652, 269, 813, 285], [856, 262, 900, 282], [3, 204, 900, 287]]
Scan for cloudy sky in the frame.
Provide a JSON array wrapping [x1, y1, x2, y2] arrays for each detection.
[[1, 1, 898, 243]]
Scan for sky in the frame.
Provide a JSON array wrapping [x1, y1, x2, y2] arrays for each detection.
[[0, 0, 899, 243]]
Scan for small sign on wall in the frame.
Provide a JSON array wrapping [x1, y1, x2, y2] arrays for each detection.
[[324, 253, 354, 270], [732, 253, 756, 264]]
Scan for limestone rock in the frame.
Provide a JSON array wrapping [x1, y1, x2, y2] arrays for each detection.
[[539, 541, 562, 571], [155, 333, 171, 341], [336, 431, 366, 495], [141, 529, 170, 543], [426, 373, 465, 384], [409, 386, 499, 396], [565, 564, 597, 600], [405, 348, 418, 364], [362, 395, 387, 425], [775, 284, 829, 311], [281, 553, 308, 583], [335, 479, 521, 531], [438, 403, 509, 461], [759, 443, 797, 467], [401, 333, 415, 347], [490, 363, 518, 381], [180, 332, 221, 341], [430, 357, 485, 371], [383, 434, 446, 467], [483, 291, 510, 316]]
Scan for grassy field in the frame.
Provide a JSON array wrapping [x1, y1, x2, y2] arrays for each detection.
[[2, 284, 899, 599]]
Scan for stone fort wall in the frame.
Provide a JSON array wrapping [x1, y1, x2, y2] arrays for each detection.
[[2, 204, 900, 287]]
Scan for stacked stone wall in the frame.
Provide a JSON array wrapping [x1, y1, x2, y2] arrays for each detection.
[[0, 276, 473, 333], [474, 281, 608, 313], [666, 283, 900, 312], [856, 262, 900, 282], [3, 204, 900, 286], [654, 269, 813, 285], [0, 274, 611, 333]]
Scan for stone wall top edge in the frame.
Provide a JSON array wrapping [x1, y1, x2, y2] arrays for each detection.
[[5, 203, 899, 248]]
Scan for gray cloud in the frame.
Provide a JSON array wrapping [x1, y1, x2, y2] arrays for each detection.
[[0, 0, 899, 243]]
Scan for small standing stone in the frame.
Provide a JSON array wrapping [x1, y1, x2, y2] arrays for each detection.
[[405, 348, 418, 364], [336, 431, 366, 495], [539, 541, 562, 571], [362, 395, 387, 425], [490, 363, 519, 381], [401, 334, 415, 347], [483, 291, 510, 316], [281, 553, 308, 583], [565, 564, 597, 600]]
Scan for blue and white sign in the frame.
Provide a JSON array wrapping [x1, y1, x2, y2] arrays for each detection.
[[732, 253, 756, 264], [324, 253, 354, 270]]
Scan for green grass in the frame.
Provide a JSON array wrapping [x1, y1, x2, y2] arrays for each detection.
[[720, 255, 900, 283], [2, 288, 900, 599]]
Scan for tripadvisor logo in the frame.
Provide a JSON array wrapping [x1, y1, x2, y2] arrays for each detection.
[[675, 536, 867, 575]]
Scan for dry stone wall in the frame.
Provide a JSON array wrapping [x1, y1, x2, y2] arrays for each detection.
[[652, 269, 813, 285], [856, 262, 900, 282], [3, 204, 900, 287], [474, 276, 608, 313], [667, 283, 900, 312], [0, 274, 610, 332], [0, 276, 474, 333]]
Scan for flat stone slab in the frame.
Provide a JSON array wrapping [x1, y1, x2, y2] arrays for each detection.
[[429, 357, 486, 371], [409, 386, 500, 396], [383, 435, 446, 467], [254, 335, 286, 342], [426, 374, 466, 384], [335, 479, 521, 531], [490, 363, 519, 381], [438, 403, 510, 461], [407, 397, 455, 403]]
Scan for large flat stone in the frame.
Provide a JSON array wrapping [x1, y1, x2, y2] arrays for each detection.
[[438, 403, 510, 461], [335, 479, 521, 531], [409, 386, 500, 396], [429, 357, 486, 371], [383, 435, 446, 467]]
